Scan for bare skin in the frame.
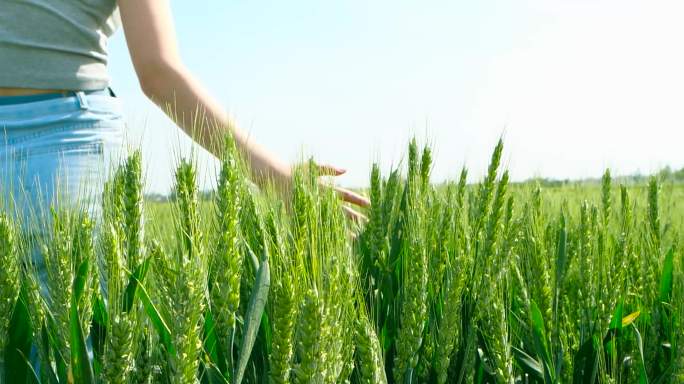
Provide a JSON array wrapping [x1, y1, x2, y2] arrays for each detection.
[[0, 1, 369, 220], [116, 0, 369, 220]]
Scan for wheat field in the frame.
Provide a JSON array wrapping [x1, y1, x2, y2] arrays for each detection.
[[0, 136, 682, 383]]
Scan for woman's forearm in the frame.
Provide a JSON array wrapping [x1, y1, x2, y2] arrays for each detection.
[[117, 0, 367, 219], [140, 62, 291, 188], [118, 0, 290, 190]]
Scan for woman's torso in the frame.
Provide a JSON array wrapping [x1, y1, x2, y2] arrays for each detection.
[[0, 0, 126, 220], [0, 1, 126, 273], [0, 0, 120, 92]]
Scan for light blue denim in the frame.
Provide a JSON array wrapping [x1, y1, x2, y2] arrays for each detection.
[[0, 91, 124, 219], [0, 89, 125, 274], [0, 89, 125, 373]]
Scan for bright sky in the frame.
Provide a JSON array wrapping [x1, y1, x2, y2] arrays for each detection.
[[108, 0, 684, 194]]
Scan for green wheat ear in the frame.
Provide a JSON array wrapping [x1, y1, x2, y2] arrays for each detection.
[[419, 145, 432, 192], [295, 289, 324, 384], [393, 140, 430, 384], [354, 294, 387, 384], [648, 176, 661, 251], [101, 221, 133, 384], [366, 163, 384, 267], [601, 168, 612, 225], [210, 133, 244, 374], [269, 274, 296, 384], [174, 159, 202, 260], [0, 214, 20, 360], [473, 138, 504, 233], [123, 150, 144, 269], [163, 158, 207, 384], [265, 201, 297, 384]]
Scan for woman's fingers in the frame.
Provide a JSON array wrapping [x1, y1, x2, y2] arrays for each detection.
[[342, 205, 368, 223], [305, 162, 370, 218], [315, 163, 346, 176], [334, 186, 370, 208]]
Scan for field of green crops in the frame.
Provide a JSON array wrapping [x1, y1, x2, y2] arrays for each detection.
[[0, 136, 682, 384]]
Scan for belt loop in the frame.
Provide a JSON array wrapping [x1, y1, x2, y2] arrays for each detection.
[[75, 91, 89, 110]]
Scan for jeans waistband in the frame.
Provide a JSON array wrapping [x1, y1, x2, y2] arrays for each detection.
[[0, 88, 114, 106], [0, 88, 122, 125]]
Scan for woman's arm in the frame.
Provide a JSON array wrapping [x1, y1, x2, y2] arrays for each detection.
[[116, 0, 369, 216], [117, 0, 291, 189]]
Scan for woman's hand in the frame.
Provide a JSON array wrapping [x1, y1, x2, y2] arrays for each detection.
[[314, 164, 371, 222]]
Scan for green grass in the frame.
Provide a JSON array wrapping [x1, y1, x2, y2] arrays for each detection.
[[0, 135, 682, 384]]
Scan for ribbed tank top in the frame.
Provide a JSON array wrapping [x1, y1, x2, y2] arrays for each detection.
[[0, 0, 120, 91]]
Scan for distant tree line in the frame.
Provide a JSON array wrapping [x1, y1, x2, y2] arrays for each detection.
[[143, 165, 684, 200], [521, 165, 684, 187], [657, 165, 684, 182]]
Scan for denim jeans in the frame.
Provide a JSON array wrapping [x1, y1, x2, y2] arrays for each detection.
[[0, 88, 125, 281], [0, 89, 126, 373]]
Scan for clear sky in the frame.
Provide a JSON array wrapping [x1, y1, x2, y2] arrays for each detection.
[[107, 0, 684, 194]]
